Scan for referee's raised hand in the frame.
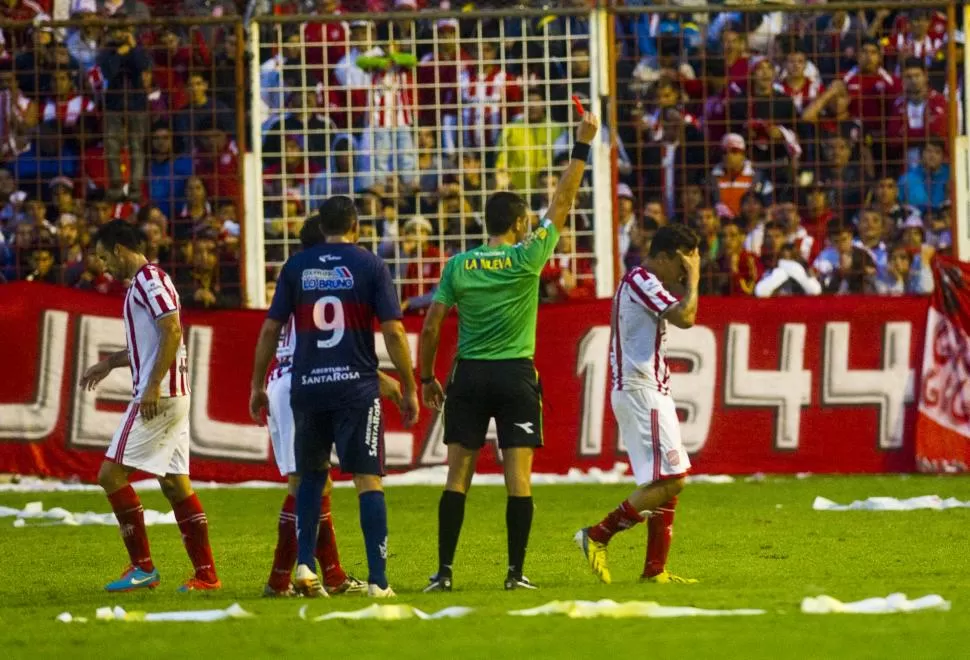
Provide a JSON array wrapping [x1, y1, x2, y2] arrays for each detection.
[[576, 112, 600, 145]]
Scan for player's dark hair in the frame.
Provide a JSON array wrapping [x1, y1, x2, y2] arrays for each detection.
[[94, 219, 145, 252], [648, 223, 699, 258], [485, 191, 529, 236], [317, 195, 358, 236], [300, 213, 326, 248]]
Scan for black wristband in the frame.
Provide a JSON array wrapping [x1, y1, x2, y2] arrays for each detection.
[[421, 376, 436, 385], [571, 142, 591, 162]]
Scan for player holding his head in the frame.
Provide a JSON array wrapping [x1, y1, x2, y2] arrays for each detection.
[[419, 111, 600, 592], [575, 223, 701, 585], [250, 196, 418, 598], [79, 220, 220, 593], [253, 215, 406, 597]]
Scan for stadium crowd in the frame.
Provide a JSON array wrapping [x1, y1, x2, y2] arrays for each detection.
[[0, 0, 962, 306]]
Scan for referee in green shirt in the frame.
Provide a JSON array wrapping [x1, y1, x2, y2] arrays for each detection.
[[419, 111, 600, 591]]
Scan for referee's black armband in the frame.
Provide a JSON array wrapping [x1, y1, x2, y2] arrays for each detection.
[[571, 142, 591, 162]]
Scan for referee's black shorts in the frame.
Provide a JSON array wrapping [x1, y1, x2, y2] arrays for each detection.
[[443, 358, 543, 450]]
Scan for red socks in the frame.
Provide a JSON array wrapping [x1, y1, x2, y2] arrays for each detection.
[[268, 494, 347, 590], [107, 485, 154, 572], [317, 495, 348, 587], [173, 493, 218, 583], [268, 494, 298, 591], [643, 497, 677, 578], [588, 499, 645, 544]]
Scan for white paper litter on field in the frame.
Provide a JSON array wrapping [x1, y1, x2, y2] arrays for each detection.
[[299, 604, 473, 621], [57, 603, 252, 622], [801, 593, 950, 614], [813, 495, 970, 511], [1, 501, 175, 527], [508, 600, 765, 619]]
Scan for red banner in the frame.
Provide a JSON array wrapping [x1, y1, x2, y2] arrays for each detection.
[[0, 283, 928, 482], [916, 255, 970, 473]]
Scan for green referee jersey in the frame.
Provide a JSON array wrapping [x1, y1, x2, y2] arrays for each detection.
[[433, 217, 560, 361]]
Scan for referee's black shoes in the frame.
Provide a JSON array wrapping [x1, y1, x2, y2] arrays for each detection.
[[423, 573, 453, 592], [504, 573, 538, 591]]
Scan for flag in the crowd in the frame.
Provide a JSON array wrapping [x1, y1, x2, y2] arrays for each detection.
[[916, 255, 970, 473]]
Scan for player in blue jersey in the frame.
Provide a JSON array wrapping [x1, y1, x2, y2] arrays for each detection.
[[250, 196, 419, 598]]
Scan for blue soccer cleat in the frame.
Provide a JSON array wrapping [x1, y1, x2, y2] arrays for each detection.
[[105, 566, 160, 592]]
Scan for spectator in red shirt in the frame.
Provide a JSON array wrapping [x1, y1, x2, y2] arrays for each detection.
[[705, 216, 760, 296], [884, 9, 944, 72], [802, 80, 872, 177], [394, 214, 442, 311], [0, 0, 48, 54], [777, 43, 823, 116], [801, 185, 836, 244], [194, 127, 239, 206], [720, 23, 750, 90], [888, 57, 948, 170], [843, 37, 901, 139], [416, 19, 472, 156], [541, 224, 594, 302], [462, 37, 524, 151], [302, 0, 348, 83]]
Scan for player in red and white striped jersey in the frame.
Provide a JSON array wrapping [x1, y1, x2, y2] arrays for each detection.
[[79, 220, 220, 594], [576, 224, 701, 585]]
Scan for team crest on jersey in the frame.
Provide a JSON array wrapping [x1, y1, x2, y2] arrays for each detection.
[[667, 450, 681, 467], [302, 267, 354, 290]]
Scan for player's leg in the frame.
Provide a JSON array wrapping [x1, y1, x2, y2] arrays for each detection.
[[426, 443, 478, 592], [292, 407, 332, 597], [495, 360, 543, 590], [100, 398, 183, 592], [335, 397, 393, 597], [158, 471, 220, 591], [575, 389, 661, 583], [427, 360, 490, 592], [98, 455, 159, 592], [265, 376, 299, 596], [318, 475, 366, 594], [641, 394, 694, 584]]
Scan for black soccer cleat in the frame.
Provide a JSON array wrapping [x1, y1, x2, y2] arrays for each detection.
[[504, 574, 538, 591], [423, 573, 453, 593]]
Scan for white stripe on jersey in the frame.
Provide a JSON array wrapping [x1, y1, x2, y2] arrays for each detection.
[[269, 316, 296, 382], [610, 267, 678, 394], [124, 264, 189, 400]]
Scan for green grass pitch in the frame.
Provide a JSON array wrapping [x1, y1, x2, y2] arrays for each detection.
[[1, 476, 969, 659]]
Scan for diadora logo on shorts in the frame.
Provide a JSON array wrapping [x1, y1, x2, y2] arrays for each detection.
[[302, 267, 355, 291], [514, 422, 534, 435]]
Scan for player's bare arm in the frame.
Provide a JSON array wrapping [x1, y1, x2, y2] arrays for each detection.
[[545, 113, 600, 232], [666, 250, 701, 329], [381, 319, 419, 427], [378, 371, 404, 411], [418, 301, 449, 411], [79, 349, 130, 391], [250, 317, 284, 424], [141, 313, 183, 421]]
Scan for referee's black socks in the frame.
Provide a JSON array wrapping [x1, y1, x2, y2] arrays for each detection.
[[437, 490, 466, 578], [506, 496, 534, 577]]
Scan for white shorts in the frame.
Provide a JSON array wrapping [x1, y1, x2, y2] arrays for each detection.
[[267, 374, 296, 476], [106, 396, 190, 476], [612, 388, 691, 485]]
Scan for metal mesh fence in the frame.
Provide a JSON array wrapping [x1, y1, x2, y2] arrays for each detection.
[[256, 11, 598, 308], [0, 16, 246, 307], [613, 2, 958, 296]]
